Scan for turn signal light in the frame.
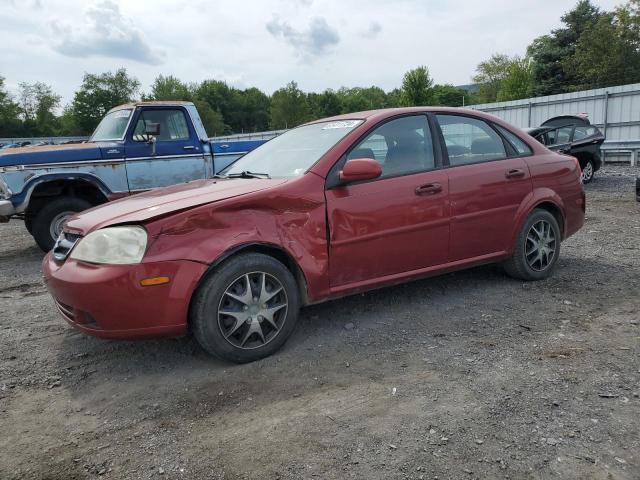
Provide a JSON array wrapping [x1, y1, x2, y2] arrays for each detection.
[[140, 276, 171, 287]]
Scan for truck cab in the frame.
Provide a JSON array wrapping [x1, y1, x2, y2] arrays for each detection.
[[0, 101, 269, 251]]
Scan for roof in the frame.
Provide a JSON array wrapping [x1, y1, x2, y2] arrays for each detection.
[[304, 106, 504, 125], [108, 100, 194, 112]]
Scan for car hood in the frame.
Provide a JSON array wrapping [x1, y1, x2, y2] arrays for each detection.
[[64, 178, 288, 234], [0, 142, 106, 167]]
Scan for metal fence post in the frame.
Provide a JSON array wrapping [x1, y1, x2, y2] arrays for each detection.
[[527, 102, 532, 127], [603, 91, 609, 137]]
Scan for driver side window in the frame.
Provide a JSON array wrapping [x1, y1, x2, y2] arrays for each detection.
[[132, 109, 190, 142], [346, 115, 435, 178]]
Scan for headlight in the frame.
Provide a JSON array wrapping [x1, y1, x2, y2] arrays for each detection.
[[70, 226, 148, 264]]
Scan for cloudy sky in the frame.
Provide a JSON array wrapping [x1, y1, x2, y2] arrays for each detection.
[[1, 0, 620, 105]]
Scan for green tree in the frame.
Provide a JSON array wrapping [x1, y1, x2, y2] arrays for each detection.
[[18, 82, 61, 136], [472, 54, 512, 103], [270, 81, 310, 129], [564, 3, 640, 89], [193, 99, 226, 137], [472, 54, 532, 103], [496, 57, 533, 101], [400, 66, 434, 106], [527, 0, 604, 95], [431, 84, 466, 106], [307, 89, 342, 119], [337, 86, 388, 112], [148, 75, 193, 101], [234, 87, 271, 132], [71, 68, 141, 134], [0, 76, 22, 137]]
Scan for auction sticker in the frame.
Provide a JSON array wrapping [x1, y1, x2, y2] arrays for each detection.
[[322, 120, 362, 129]]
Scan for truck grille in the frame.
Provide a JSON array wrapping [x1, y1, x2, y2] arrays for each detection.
[[52, 231, 82, 262]]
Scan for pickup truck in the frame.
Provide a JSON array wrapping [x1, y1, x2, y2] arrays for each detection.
[[0, 101, 272, 251]]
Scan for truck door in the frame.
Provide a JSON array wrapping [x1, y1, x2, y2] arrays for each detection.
[[124, 107, 207, 191]]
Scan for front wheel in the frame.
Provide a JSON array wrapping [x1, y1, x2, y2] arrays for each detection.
[[503, 209, 561, 281], [581, 159, 594, 184], [31, 196, 92, 252], [191, 253, 301, 363]]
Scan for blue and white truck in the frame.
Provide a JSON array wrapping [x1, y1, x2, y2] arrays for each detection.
[[0, 101, 276, 251]]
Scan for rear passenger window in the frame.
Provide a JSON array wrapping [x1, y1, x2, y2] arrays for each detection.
[[436, 115, 506, 166], [347, 115, 435, 178], [495, 125, 533, 156], [573, 126, 597, 140]]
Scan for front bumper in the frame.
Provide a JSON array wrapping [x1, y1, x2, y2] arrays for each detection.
[[43, 253, 209, 339], [0, 199, 15, 219]]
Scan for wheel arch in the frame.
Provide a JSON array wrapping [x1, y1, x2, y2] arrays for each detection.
[[191, 242, 311, 310], [532, 200, 565, 238], [510, 190, 567, 252], [24, 174, 110, 217]]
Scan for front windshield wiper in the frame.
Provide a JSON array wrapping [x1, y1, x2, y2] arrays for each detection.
[[226, 170, 271, 179]]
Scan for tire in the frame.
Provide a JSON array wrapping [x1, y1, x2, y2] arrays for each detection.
[[31, 196, 92, 252], [191, 253, 301, 363], [24, 216, 33, 235], [581, 159, 594, 184], [503, 209, 561, 281]]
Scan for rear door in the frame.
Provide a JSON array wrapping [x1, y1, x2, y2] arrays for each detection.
[[125, 107, 207, 191], [435, 114, 533, 261], [545, 126, 573, 153], [325, 115, 450, 287]]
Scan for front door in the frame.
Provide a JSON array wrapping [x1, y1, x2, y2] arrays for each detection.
[[435, 114, 533, 261], [326, 115, 450, 287], [125, 107, 207, 191]]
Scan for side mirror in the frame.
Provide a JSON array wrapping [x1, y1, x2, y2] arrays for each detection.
[[339, 158, 382, 184], [145, 122, 161, 137]]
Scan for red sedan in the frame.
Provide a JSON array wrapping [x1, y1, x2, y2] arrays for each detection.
[[43, 108, 585, 363]]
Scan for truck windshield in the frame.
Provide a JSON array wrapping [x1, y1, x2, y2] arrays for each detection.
[[222, 120, 363, 178], [90, 109, 133, 141]]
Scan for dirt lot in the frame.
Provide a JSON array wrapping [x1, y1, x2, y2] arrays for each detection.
[[1, 166, 639, 480]]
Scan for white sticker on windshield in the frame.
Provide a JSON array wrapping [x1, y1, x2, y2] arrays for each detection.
[[114, 109, 131, 118], [322, 120, 361, 129]]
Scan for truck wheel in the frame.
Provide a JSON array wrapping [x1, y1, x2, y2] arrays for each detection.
[[191, 253, 300, 363], [581, 159, 594, 184], [503, 209, 561, 281], [31, 197, 92, 252], [24, 216, 33, 234]]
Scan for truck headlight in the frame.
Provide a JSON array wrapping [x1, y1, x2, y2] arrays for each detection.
[[70, 226, 148, 264]]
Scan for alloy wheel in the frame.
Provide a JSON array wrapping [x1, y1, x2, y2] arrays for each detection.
[[525, 219, 556, 272], [217, 271, 288, 349], [581, 162, 593, 182]]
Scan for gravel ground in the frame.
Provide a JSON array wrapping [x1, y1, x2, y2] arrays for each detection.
[[1, 165, 639, 480]]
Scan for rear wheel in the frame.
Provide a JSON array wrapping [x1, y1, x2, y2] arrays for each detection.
[[31, 196, 92, 252], [581, 159, 594, 184], [191, 253, 301, 363], [503, 209, 561, 281]]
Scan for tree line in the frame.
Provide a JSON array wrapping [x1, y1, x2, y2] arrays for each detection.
[[1, 0, 639, 138]]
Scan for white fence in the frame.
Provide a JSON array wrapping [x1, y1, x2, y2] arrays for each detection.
[[470, 83, 640, 164]]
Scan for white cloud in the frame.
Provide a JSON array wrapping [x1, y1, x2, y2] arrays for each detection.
[[49, 0, 164, 65], [266, 15, 340, 59], [0, 0, 624, 106]]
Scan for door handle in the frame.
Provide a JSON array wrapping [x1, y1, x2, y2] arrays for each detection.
[[183, 146, 196, 151], [415, 182, 442, 195], [505, 169, 525, 179]]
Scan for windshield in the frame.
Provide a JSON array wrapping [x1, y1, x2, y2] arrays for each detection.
[[90, 109, 133, 141], [222, 120, 363, 178]]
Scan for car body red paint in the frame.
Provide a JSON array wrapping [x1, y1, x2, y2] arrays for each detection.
[[43, 107, 585, 340]]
